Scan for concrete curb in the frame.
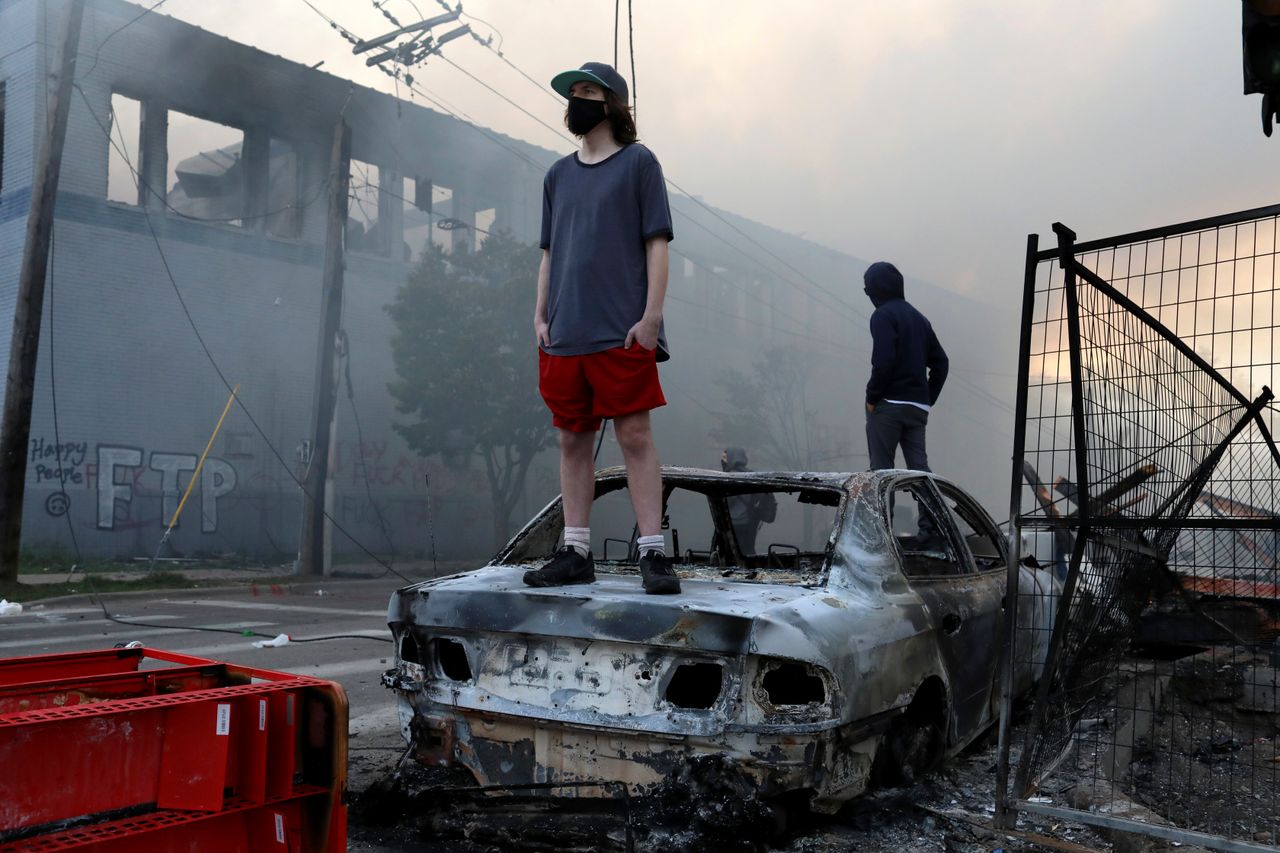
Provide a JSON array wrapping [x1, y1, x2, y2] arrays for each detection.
[[15, 573, 416, 609]]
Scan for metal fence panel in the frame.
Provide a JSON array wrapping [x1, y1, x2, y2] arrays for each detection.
[[997, 209, 1280, 852]]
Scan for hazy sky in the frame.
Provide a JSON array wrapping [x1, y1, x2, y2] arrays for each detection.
[[152, 0, 1273, 305]]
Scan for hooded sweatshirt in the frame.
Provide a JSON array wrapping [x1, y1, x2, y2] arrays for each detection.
[[864, 262, 949, 408]]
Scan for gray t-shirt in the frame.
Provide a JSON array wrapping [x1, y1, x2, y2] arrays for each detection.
[[540, 143, 674, 361]]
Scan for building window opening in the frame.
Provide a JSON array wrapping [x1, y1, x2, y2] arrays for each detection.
[[347, 159, 382, 253], [106, 93, 142, 206], [475, 207, 496, 251], [166, 109, 245, 225], [264, 137, 300, 239], [432, 185, 453, 251], [403, 175, 432, 264]]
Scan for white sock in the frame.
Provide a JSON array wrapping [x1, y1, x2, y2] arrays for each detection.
[[564, 527, 591, 557], [637, 534, 665, 556]]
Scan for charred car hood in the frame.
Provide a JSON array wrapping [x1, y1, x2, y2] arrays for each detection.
[[388, 565, 871, 662]]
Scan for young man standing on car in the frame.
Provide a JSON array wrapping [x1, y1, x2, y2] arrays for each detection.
[[863, 261, 949, 472], [523, 62, 680, 595]]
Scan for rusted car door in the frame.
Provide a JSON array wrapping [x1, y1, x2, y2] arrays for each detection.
[[885, 476, 1005, 742]]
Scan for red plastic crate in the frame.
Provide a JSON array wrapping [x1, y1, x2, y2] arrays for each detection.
[[0, 647, 347, 852]]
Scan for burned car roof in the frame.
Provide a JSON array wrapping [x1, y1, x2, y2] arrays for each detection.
[[593, 465, 859, 489], [389, 466, 973, 661]]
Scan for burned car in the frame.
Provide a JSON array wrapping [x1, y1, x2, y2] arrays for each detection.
[[384, 467, 1057, 812]]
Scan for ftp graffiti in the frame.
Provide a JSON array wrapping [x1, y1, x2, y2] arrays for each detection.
[[32, 439, 238, 532]]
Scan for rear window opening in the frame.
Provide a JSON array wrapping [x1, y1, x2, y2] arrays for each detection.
[[432, 638, 472, 682], [502, 478, 842, 585], [399, 632, 421, 666], [664, 663, 723, 710], [762, 662, 826, 706]]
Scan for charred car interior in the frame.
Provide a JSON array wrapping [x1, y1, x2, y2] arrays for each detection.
[[383, 466, 1057, 819]]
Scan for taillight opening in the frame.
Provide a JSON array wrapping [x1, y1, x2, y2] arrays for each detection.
[[664, 662, 723, 710], [762, 662, 826, 706], [431, 638, 472, 682], [398, 631, 421, 666]]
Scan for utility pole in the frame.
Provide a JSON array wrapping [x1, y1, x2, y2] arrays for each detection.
[[298, 120, 351, 577], [0, 0, 86, 582]]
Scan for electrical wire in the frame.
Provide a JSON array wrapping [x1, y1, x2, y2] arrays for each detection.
[[351, 175, 875, 361], [47, 208, 387, 647], [627, 0, 636, 119], [46, 225, 84, 581], [439, 54, 574, 149], [74, 84, 420, 587], [79, 0, 169, 82], [61, 22, 1016, 622], [410, 14, 1016, 417], [100, 607, 392, 644], [340, 330, 402, 575], [396, 5, 871, 331], [308, 0, 1018, 426], [419, 25, 1018, 422], [317, 2, 1012, 425], [348, 146, 1010, 428]]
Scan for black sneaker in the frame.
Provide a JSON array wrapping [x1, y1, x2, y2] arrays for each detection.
[[523, 547, 596, 587], [639, 550, 680, 595]]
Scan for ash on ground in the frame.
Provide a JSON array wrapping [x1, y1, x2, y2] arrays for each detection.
[[1019, 647, 1280, 852], [347, 739, 1113, 852], [1128, 650, 1277, 845]]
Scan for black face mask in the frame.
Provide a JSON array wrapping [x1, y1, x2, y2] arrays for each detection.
[[567, 96, 608, 135]]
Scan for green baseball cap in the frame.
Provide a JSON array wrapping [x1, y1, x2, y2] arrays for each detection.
[[550, 61, 629, 103]]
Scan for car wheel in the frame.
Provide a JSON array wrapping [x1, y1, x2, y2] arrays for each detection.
[[874, 707, 945, 787]]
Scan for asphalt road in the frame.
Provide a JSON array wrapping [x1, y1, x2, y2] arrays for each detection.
[[0, 577, 412, 812]]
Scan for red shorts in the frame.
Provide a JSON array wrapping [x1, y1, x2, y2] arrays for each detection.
[[538, 346, 666, 433]]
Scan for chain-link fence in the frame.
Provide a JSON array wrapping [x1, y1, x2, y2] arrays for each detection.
[[996, 209, 1280, 851]]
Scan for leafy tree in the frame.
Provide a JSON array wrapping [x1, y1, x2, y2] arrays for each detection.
[[710, 344, 849, 471], [710, 345, 852, 544], [387, 232, 553, 547]]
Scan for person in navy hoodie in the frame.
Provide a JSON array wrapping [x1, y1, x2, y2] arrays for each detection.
[[863, 261, 949, 473]]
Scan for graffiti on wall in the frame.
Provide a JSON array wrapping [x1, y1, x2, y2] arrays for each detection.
[[30, 438, 88, 486], [95, 446, 237, 532], [31, 438, 237, 532], [333, 439, 433, 488]]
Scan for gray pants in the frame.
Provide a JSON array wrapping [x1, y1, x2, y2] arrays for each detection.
[[866, 402, 931, 472]]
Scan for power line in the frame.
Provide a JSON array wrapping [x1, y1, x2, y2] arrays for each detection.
[[300, 0, 1017, 422], [426, 48, 881, 339], [385, 16, 1017, 420], [357, 167, 871, 359], [414, 34, 884, 340], [307, 0, 863, 332], [439, 54, 574, 148], [426, 0, 504, 52], [80, 0, 169, 81], [45, 224, 82, 565], [349, 0, 1016, 421], [398, 7, 870, 329], [627, 0, 636, 119], [74, 84, 418, 585]]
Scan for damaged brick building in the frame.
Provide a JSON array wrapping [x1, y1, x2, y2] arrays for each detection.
[[0, 0, 1006, 562]]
